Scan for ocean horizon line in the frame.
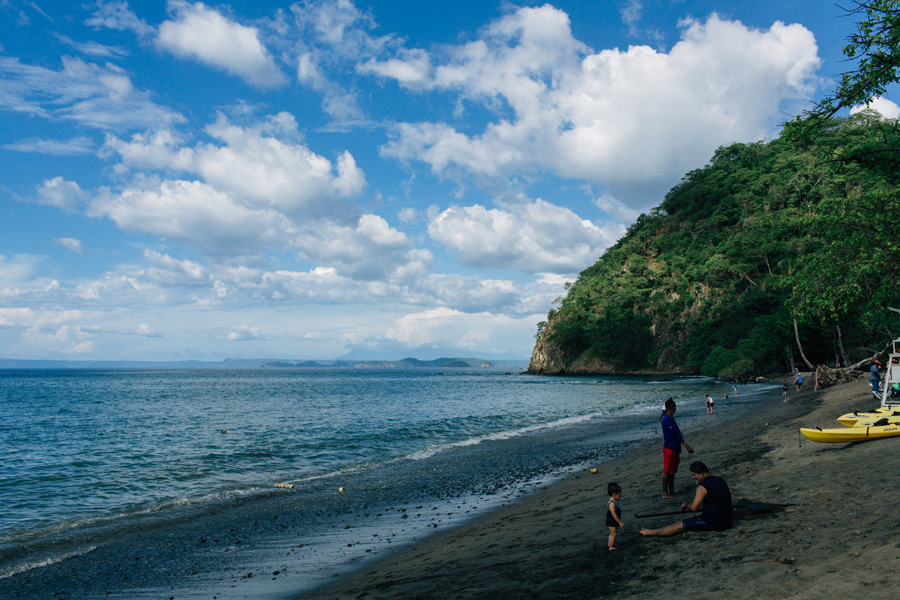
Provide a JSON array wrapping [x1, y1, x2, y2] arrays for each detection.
[[0, 356, 531, 370]]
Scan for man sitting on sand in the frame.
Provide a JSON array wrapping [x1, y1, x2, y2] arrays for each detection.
[[639, 461, 732, 537]]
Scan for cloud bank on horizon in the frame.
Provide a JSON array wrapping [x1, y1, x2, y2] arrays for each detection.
[[0, 0, 895, 361]]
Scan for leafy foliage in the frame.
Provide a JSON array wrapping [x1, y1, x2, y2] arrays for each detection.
[[538, 113, 900, 377], [786, 1, 900, 141]]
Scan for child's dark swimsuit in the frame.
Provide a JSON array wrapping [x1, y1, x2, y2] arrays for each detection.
[[606, 500, 620, 527]]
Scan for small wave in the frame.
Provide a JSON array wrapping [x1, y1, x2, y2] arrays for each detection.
[[406, 412, 607, 460], [0, 546, 97, 579]]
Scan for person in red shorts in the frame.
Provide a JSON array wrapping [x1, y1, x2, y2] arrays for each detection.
[[659, 398, 693, 499]]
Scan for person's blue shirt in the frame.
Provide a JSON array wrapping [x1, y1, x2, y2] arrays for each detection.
[[661, 413, 685, 453]]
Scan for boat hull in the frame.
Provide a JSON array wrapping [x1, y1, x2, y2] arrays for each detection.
[[801, 424, 900, 443]]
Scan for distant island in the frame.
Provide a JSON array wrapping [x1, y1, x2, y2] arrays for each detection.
[[0, 357, 527, 370], [262, 357, 494, 369]]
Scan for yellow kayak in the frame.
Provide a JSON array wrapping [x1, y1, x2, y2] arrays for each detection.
[[836, 408, 900, 426], [801, 422, 900, 443]]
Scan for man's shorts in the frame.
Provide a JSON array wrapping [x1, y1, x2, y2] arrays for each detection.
[[663, 447, 680, 474], [682, 514, 729, 531]]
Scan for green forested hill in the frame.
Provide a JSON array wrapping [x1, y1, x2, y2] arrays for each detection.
[[529, 111, 900, 378]]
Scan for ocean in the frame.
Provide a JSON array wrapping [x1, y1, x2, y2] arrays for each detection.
[[0, 368, 777, 598]]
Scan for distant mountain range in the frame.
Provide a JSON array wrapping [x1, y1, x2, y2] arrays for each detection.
[[0, 357, 528, 370]]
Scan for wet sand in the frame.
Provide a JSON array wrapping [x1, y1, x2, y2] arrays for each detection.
[[303, 379, 900, 599]]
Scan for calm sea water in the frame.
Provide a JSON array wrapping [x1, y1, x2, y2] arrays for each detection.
[[0, 367, 774, 592]]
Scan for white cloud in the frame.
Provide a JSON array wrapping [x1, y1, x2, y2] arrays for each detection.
[[287, 0, 394, 121], [55, 34, 128, 58], [428, 198, 623, 273], [0, 255, 43, 286], [87, 179, 289, 254], [2, 136, 94, 155], [397, 207, 419, 223], [54, 238, 85, 254], [378, 10, 821, 208], [196, 113, 366, 214], [299, 215, 425, 281], [851, 96, 900, 119], [105, 113, 366, 218], [619, 0, 643, 36], [226, 324, 264, 341], [157, 1, 286, 88], [135, 323, 163, 337], [36, 177, 87, 213], [358, 48, 432, 87], [21, 324, 95, 355], [290, 0, 385, 59], [0, 307, 85, 328], [385, 307, 540, 355], [0, 55, 184, 131], [142, 249, 208, 285], [86, 1, 154, 37], [594, 193, 640, 223], [94, 112, 451, 281]]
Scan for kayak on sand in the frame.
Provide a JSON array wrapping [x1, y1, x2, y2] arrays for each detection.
[[801, 421, 900, 443]]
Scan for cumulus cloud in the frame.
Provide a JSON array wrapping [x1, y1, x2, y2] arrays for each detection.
[[105, 113, 366, 218], [594, 193, 640, 223], [87, 179, 289, 254], [298, 215, 427, 281], [135, 323, 162, 337], [226, 324, 264, 341], [428, 199, 624, 273], [21, 324, 94, 355], [92, 110, 455, 282], [377, 8, 821, 208], [851, 96, 900, 119], [54, 237, 85, 254], [157, 1, 286, 88], [357, 48, 432, 87], [385, 307, 540, 354], [142, 249, 208, 286], [36, 177, 88, 213]]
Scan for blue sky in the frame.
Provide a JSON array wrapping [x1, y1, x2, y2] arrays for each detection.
[[1, 0, 896, 361]]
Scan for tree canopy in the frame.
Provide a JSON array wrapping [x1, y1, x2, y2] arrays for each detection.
[[533, 112, 900, 377]]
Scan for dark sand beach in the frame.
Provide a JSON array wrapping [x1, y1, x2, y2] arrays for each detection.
[[304, 378, 900, 599]]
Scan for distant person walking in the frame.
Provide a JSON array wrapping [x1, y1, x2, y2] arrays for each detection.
[[795, 372, 803, 392], [660, 398, 693, 499], [705, 394, 713, 415], [871, 361, 882, 395], [639, 461, 732, 538], [782, 380, 789, 402]]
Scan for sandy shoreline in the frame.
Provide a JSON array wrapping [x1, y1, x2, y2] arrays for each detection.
[[303, 378, 900, 599]]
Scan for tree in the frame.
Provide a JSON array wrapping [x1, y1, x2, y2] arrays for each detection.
[[797, 0, 900, 124]]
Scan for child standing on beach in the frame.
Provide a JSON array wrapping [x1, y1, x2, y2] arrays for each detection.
[[606, 482, 624, 550]]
